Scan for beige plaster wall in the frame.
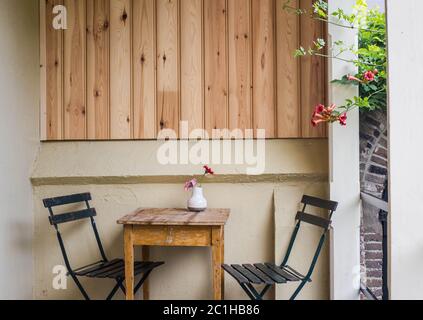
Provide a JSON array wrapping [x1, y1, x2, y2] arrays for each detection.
[[0, 0, 39, 299], [32, 140, 329, 300]]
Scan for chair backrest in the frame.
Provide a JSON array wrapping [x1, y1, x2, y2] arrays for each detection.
[[296, 195, 338, 230], [43, 193, 107, 272], [280, 195, 338, 280]]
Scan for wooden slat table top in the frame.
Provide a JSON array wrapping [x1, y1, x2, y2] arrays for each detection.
[[117, 208, 230, 226]]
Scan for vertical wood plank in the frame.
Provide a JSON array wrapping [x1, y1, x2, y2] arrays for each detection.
[[300, 0, 326, 138], [276, 0, 300, 138], [133, 0, 156, 139], [40, 0, 47, 141], [252, 0, 276, 138], [180, 0, 203, 136], [156, 0, 180, 136], [64, 0, 87, 140], [87, 0, 110, 140], [110, 0, 132, 139], [228, 0, 252, 134], [204, 0, 228, 136], [45, 0, 64, 140]]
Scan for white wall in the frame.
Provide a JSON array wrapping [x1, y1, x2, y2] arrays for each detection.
[[386, 0, 423, 300], [0, 0, 39, 299], [328, 0, 361, 300]]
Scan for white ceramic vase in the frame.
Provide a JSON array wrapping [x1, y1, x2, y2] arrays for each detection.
[[187, 187, 207, 212]]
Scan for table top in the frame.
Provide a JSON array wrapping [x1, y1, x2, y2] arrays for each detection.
[[117, 208, 230, 226]]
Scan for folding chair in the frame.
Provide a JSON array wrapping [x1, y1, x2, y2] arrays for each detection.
[[222, 195, 338, 300], [43, 193, 164, 300]]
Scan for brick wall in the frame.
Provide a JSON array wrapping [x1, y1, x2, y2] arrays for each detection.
[[359, 109, 388, 299]]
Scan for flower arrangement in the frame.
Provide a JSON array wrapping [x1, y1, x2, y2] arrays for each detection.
[[184, 165, 215, 191]]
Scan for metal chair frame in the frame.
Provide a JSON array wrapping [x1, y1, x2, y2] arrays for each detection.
[[223, 195, 338, 300], [43, 193, 163, 300]]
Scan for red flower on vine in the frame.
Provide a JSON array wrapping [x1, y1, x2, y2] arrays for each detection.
[[363, 70, 376, 82], [315, 104, 325, 113], [203, 165, 214, 175], [339, 113, 347, 126], [311, 104, 348, 127]]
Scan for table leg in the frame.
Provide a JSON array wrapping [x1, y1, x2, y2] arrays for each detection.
[[124, 225, 134, 300], [221, 229, 225, 299], [212, 227, 223, 300], [142, 246, 150, 300]]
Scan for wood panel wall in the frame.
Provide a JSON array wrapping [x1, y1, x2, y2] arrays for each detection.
[[40, 0, 327, 140]]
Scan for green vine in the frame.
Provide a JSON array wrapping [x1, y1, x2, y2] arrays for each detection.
[[285, 0, 387, 126]]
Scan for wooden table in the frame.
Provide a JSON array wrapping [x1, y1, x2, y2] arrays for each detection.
[[117, 208, 230, 300]]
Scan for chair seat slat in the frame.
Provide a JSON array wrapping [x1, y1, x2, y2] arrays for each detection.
[[283, 265, 311, 282], [106, 261, 164, 279], [242, 264, 275, 285], [86, 260, 125, 278], [76, 259, 121, 276], [74, 260, 115, 276], [265, 263, 300, 282], [103, 262, 148, 278], [73, 260, 105, 274], [253, 264, 286, 283], [222, 265, 249, 284], [231, 265, 262, 284]]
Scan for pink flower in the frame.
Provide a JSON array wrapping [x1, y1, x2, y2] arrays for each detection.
[[311, 118, 324, 127], [363, 70, 375, 82], [184, 179, 197, 191], [327, 104, 336, 113], [314, 104, 325, 113], [347, 74, 362, 83], [339, 113, 347, 126]]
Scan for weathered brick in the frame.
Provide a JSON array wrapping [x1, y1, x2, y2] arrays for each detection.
[[367, 270, 382, 278], [379, 137, 388, 148], [365, 116, 380, 128], [371, 156, 388, 167], [374, 147, 388, 158], [369, 165, 387, 176], [367, 279, 382, 287], [371, 288, 383, 297], [366, 260, 382, 269], [360, 109, 388, 296], [364, 233, 383, 242], [365, 242, 382, 251], [365, 174, 386, 184], [360, 132, 373, 142], [365, 251, 383, 260]]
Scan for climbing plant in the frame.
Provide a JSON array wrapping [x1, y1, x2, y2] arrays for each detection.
[[284, 0, 386, 127]]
